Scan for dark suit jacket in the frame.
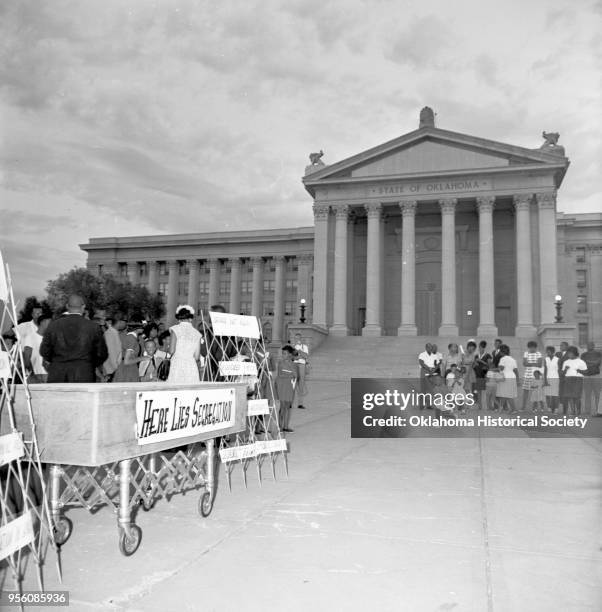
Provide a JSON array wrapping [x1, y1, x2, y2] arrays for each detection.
[[40, 314, 108, 373]]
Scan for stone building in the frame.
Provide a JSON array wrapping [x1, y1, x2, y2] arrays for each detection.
[[80, 110, 602, 346]]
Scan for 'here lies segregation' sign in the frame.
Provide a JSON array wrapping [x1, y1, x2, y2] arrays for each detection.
[[135, 387, 236, 445]]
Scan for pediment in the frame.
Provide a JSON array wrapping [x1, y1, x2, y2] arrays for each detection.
[[303, 127, 569, 191]]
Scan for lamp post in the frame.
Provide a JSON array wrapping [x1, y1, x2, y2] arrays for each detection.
[[299, 298, 306, 324], [554, 294, 563, 323]]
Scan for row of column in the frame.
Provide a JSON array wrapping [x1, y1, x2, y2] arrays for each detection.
[[314, 192, 558, 336], [132, 256, 313, 337]]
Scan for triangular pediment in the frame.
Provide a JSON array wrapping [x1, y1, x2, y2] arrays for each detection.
[[303, 127, 569, 192]]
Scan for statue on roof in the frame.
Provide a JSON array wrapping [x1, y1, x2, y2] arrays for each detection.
[[309, 149, 324, 165], [540, 131, 565, 156], [419, 107, 435, 128]]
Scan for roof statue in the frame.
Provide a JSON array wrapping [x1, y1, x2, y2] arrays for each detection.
[[309, 149, 324, 165], [419, 106, 435, 128], [540, 131, 565, 156]]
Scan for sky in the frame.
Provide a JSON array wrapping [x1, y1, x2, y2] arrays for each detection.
[[0, 0, 600, 304]]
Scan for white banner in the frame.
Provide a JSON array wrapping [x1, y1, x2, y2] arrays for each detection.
[[0, 510, 34, 561], [247, 399, 270, 416], [218, 361, 258, 377], [0, 432, 24, 467], [0, 252, 8, 302], [210, 312, 260, 339], [0, 350, 10, 380], [218, 439, 288, 463], [136, 387, 236, 445]]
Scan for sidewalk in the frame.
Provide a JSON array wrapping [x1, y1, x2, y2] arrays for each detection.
[[6, 380, 602, 611]]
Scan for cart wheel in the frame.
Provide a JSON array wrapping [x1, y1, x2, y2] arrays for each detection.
[[198, 491, 213, 517], [118, 525, 142, 556], [53, 517, 73, 546], [141, 497, 155, 512]]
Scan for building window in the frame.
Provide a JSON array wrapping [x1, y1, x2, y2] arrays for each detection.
[[118, 262, 128, 277], [284, 301, 296, 316], [285, 279, 298, 292], [263, 279, 275, 293], [268, 261, 276, 272], [97, 264, 104, 275], [179, 261, 189, 275], [241, 280, 252, 294], [220, 280, 230, 294], [240, 301, 252, 315], [575, 247, 586, 263], [578, 323, 588, 347], [179, 281, 188, 296], [199, 280, 209, 296], [198, 301, 208, 315], [138, 262, 147, 277], [576, 270, 587, 289], [158, 282, 167, 296], [159, 262, 167, 276], [287, 258, 298, 272], [263, 303, 274, 316], [577, 295, 587, 313]]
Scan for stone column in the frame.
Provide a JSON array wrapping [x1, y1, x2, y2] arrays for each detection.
[[166, 260, 178, 325], [148, 261, 158, 294], [128, 262, 139, 286], [476, 196, 498, 336], [250, 257, 264, 317], [362, 202, 383, 336], [187, 259, 200, 314], [273, 255, 286, 344], [312, 203, 330, 328], [398, 200, 417, 335], [297, 254, 313, 321], [439, 198, 459, 335], [330, 204, 350, 335], [513, 194, 536, 336], [207, 258, 220, 308], [229, 258, 242, 314], [537, 192, 559, 325]]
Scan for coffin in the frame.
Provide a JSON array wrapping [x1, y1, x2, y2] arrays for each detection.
[[6, 382, 248, 466]]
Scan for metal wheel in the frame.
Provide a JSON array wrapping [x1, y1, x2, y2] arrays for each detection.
[[118, 525, 142, 556], [141, 497, 155, 512], [198, 491, 213, 517], [53, 517, 73, 546]]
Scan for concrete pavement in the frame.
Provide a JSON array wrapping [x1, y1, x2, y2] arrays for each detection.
[[5, 380, 602, 611]]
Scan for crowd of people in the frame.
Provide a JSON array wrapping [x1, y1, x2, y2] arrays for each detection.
[[418, 338, 601, 416], [2, 296, 311, 433]]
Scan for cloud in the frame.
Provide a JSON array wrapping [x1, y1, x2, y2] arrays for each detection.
[[386, 15, 451, 68]]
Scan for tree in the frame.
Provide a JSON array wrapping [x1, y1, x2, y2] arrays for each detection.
[[17, 296, 53, 323], [45, 267, 165, 321]]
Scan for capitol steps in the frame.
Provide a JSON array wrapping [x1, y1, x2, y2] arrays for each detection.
[[306, 336, 525, 381]]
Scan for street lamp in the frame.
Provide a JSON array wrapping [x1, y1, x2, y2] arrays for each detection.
[[299, 298, 306, 324], [554, 294, 563, 323]]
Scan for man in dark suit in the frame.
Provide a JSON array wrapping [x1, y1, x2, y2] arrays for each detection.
[[40, 295, 108, 383]]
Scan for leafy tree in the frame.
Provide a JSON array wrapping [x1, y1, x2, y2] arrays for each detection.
[[45, 267, 165, 321], [17, 296, 53, 323]]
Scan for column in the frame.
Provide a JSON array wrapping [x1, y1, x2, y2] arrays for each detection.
[[207, 258, 220, 308], [166, 260, 178, 325], [513, 194, 536, 336], [439, 198, 459, 335], [330, 204, 350, 335], [537, 192, 559, 325], [273, 255, 286, 344], [128, 262, 139, 286], [476, 196, 498, 336], [362, 202, 383, 336], [251, 257, 264, 317], [187, 259, 200, 314], [398, 200, 417, 335], [229, 258, 242, 314], [297, 254, 313, 321], [148, 261, 158, 294], [312, 203, 330, 328]]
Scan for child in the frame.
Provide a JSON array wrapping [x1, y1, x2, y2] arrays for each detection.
[[275, 345, 298, 433], [528, 370, 545, 412]]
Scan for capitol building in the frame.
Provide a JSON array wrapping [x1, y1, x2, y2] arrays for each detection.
[[81, 109, 601, 348]]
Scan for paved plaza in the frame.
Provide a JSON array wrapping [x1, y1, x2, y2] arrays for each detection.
[[6, 380, 602, 611]]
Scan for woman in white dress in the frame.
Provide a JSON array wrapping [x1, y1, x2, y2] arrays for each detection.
[[167, 305, 202, 384]]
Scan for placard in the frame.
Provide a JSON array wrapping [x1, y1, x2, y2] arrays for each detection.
[[0, 510, 34, 561], [218, 439, 288, 463], [0, 432, 24, 467], [0, 350, 10, 380], [210, 312, 260, 339], [219, 361, 258, 377], [247, 399, 270, 416], [136, 387, 236, 445], [0, 252, 8, 302]]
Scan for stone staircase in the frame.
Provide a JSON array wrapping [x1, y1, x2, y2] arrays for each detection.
[[306, 336, 526, 380]]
